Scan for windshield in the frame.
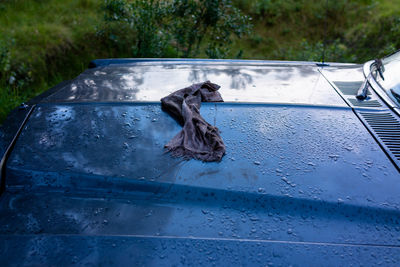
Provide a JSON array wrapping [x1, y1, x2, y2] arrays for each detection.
[[374, 50, 400, 106]]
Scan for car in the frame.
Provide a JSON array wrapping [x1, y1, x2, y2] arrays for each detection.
[[0, 51, 400, 266]]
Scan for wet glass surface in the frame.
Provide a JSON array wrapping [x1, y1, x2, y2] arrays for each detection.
[[43, 63, 347, 106]]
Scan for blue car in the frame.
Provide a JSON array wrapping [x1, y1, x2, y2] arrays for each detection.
[[1, 51, 400, 266]]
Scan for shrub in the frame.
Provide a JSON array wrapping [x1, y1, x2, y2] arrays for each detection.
[[346, 14, 400, 62], [101, 0, 252, 58], [0, 39, 33, 122], [0, 39, 33, 92], [274, 39, 354, 63]]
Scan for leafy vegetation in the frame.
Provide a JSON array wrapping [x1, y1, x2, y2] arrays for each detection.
[[99, 0, 251, 58], [0, 0, 104, 122], [232, 0, 398, 62], [0, 0, 399, 123]]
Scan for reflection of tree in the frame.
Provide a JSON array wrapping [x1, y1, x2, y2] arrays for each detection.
[[122, 66, 147, 87], [227, 69, 252, 89], [188, 65, 254, 90], [46, 65, 153, 102], [45, 61, 319, 102], [187, 63, 316, 91]]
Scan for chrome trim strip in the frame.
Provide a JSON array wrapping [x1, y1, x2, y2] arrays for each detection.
[[0, 105, 36, 195]]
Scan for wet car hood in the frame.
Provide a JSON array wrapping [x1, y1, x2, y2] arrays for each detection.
[[1, 60, 400, 266]]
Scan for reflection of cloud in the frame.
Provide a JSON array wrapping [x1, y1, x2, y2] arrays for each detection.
[[228, 69, 252, 89], [43, 62, 343, 106], [188, 66, 253, 89]]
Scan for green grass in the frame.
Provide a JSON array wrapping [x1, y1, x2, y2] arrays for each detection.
[[0, 87, 25, 121], [230, 0, 387, 61], [377, 0, 400, 15], [0, 0, 107, 122], [0, 0, 399, 123], [1, 0, 100, 58]]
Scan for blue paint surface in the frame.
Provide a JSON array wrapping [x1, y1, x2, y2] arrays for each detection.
[[1, 102, 399, 265], [1, 59, 399, 266]]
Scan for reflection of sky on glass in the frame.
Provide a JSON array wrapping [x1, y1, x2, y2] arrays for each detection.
[[45, 63, 349, 106], [377, 60, 400, 91], [116, 64, 345, 105]]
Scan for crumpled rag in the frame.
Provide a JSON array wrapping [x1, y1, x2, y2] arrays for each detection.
[[161, 81, 225, 162]]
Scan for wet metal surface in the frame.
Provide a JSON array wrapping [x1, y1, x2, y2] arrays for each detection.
[[7, 103, 400, 204], [1, 233, 400, 266], [0, 107, 32, 159], [1, 103, 399, 264], [320, 65, 388, 110], [320, 64, 364, 82], [2, 232, 400, 266], [0, 105, 35, 194], [1, 61, 400, 266]]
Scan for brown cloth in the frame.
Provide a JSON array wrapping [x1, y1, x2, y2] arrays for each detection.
[[161, 81, 225, 162]]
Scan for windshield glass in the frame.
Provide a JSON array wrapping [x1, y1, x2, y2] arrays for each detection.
[[374, 50, 400, 105]]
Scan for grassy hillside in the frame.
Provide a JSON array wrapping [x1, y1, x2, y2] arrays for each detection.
[[0, 0, 104, 121], [232, 0, 400, 62], [0, 0, 399, 123]]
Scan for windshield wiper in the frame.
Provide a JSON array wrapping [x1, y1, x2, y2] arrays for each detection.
[[356, 58, 385, 100], [390, 88, 400, 102]]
